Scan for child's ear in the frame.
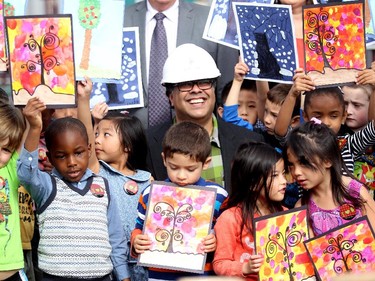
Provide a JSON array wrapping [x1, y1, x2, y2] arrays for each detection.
[[203, 157, 212, 170], [341, 110, 348, 124], [87, 143, 92, 158], [290, 115, 300, 128], [161, 152, 167, 167], [323, 159, 332, 168]]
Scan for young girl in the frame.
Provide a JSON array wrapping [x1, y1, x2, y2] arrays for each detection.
[[77, 79, 151, 281], [285, 121, 375, 236], [213, 142, 287, 280]]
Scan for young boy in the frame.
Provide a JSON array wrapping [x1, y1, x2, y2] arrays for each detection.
[[17, 97, 128, 281], [0, 103, 26, 281], [131, 121, 228, 280]]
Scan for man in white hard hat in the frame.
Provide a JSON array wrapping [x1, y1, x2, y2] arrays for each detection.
[[123, 0, 238, 128], [146, 44, 263, 191]]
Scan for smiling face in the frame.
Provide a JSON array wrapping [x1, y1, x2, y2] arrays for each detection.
[[48, 130, 91, 182], [169, 83, 216, 125], [0, 138, 13, 169]]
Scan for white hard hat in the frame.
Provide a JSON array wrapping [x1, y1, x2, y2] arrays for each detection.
[[162, 43, 221, 85]]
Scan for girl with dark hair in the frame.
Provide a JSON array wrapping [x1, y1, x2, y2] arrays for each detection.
[[285, 121, 375, 236], [213, 142, 287, 280], [77, 80, 151, 281]]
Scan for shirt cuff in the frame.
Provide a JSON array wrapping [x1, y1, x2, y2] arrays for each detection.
[[113, 264, 130, 280], [20, 147, 39, 169]]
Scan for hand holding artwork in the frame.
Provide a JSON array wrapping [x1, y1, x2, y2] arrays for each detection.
[[91, 102, 109, 125], [77, 76, 93, 100], [201, 232, 216, 253], [356, 66, 375, 86], [290, 68, 315, 97], [133, 234, 152, 254], [242, 254, 264, 275], [23, 97, 46, 130], [234, 61, 250, 83]]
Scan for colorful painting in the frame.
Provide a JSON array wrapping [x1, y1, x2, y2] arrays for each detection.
[[0, 0, 6, 71], [4, 0, 27, 16], [303, 2, 367, 87], [203, 0, 274, 49], [233, 3, 298, 84], [90, 27, 144, 110], [5, 15, 76, 107], [254, 206, 315, 281], [304, 216, 375, 281], [62, 0, 124, 81], [138, 181, 217, 273]]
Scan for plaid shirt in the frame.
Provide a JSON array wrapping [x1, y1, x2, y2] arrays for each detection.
[[201, 115, 225, 187]]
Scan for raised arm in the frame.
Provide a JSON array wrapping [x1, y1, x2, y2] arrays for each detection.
[[225, 61, 248, 106], [274, 69, 315, 137], [23, 97, 46, 152], [76, 77, 100, 173]]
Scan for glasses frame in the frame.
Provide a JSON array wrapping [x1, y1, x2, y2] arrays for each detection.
[[173, 79, 216, 92]]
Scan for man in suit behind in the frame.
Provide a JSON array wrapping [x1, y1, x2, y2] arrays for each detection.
[[124, 0, 238, 128], [146, 44, 263, 192]]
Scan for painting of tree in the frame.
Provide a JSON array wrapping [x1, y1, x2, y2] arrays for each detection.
[[303, 2, 366, 87], [3, 1, 14, 16], [138, 182, 217, 273], [5, 15, 76, 106], [78, 0, 101, 70], [233, 3, 298, 84]]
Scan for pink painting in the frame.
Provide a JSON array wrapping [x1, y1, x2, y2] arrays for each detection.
[[138, 181, 217, 273], [5, 15, 76, 106], [0, 0, 6, 71], [254, 206, 315, 281], [303, 2, 366, 87], [304, 216, 375, 281]]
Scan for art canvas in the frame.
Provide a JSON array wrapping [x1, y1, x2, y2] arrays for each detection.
[[312, 0, 374, 49], [0, 0, 6, 71], [62, 0, 124, 82], [304, 216, 375, 281], [303, 2, 367, 87], [90, 27, 144, 110], [254, 206, 315, 281], [233, 3, 298, 84], [5, 15, 76, 107], [4, 0, 28, 16], [138, 181, 217, 273], [203, 0, 274, 49]]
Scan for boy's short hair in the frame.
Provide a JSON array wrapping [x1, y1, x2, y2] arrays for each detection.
[[304, 87, 345, 112], [220, 79, 257, 105], [44, 117, 89, 152], [343, 84, 374, 99], [267, 84, 292, 106], [162, 121, 211, 163], [0, 103, 26, 151]]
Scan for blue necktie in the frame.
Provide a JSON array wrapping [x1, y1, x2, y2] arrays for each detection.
[[148, 12, 170, 127]]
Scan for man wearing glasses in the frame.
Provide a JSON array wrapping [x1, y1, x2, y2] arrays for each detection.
[[146, 44, 263, 192]]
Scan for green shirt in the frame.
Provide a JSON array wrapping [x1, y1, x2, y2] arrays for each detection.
[[0, 152, 23, 271]]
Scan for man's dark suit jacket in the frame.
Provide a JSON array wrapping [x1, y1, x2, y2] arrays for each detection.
[[146, 117, 264, 193]]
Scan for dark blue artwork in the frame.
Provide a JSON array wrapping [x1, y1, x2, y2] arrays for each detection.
[[203, 0, 274, 49], [90, 27, 144, 110], [233, 3, 297, 83]]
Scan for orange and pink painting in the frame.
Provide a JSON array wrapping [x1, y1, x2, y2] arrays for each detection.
[[5, 15, 76, 106], [304, 216, 375, 281], [303, 2, 366, 87], [254, 206, 315, 281], [138, 181, 217, 273]]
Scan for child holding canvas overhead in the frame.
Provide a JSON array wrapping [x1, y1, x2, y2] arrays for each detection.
[[131, 121, 228, 280]]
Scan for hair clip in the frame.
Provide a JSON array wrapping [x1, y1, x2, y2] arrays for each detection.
[[120, 110, 129, 115], [310, 117, 322, 125]]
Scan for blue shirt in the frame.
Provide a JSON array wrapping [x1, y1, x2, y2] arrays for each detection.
[[17, 148, 128, 280]]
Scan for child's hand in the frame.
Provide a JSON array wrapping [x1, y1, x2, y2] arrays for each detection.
[[133, 234, 152, 254], [356, 68, 375, 86], [77, 76, 93, 100], [201, 232, 216, 253], [242, 254, 264, 275], [23, 97, 46, 129], [233, 61, 249, 83], [91, 102, 109, 124], [290, 68, 315, 97]]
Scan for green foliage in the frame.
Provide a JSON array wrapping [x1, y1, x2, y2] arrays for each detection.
[[78, 0, 101, 29]]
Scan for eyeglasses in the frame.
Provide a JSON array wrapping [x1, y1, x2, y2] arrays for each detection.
[[174, 79, 215, 92]]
